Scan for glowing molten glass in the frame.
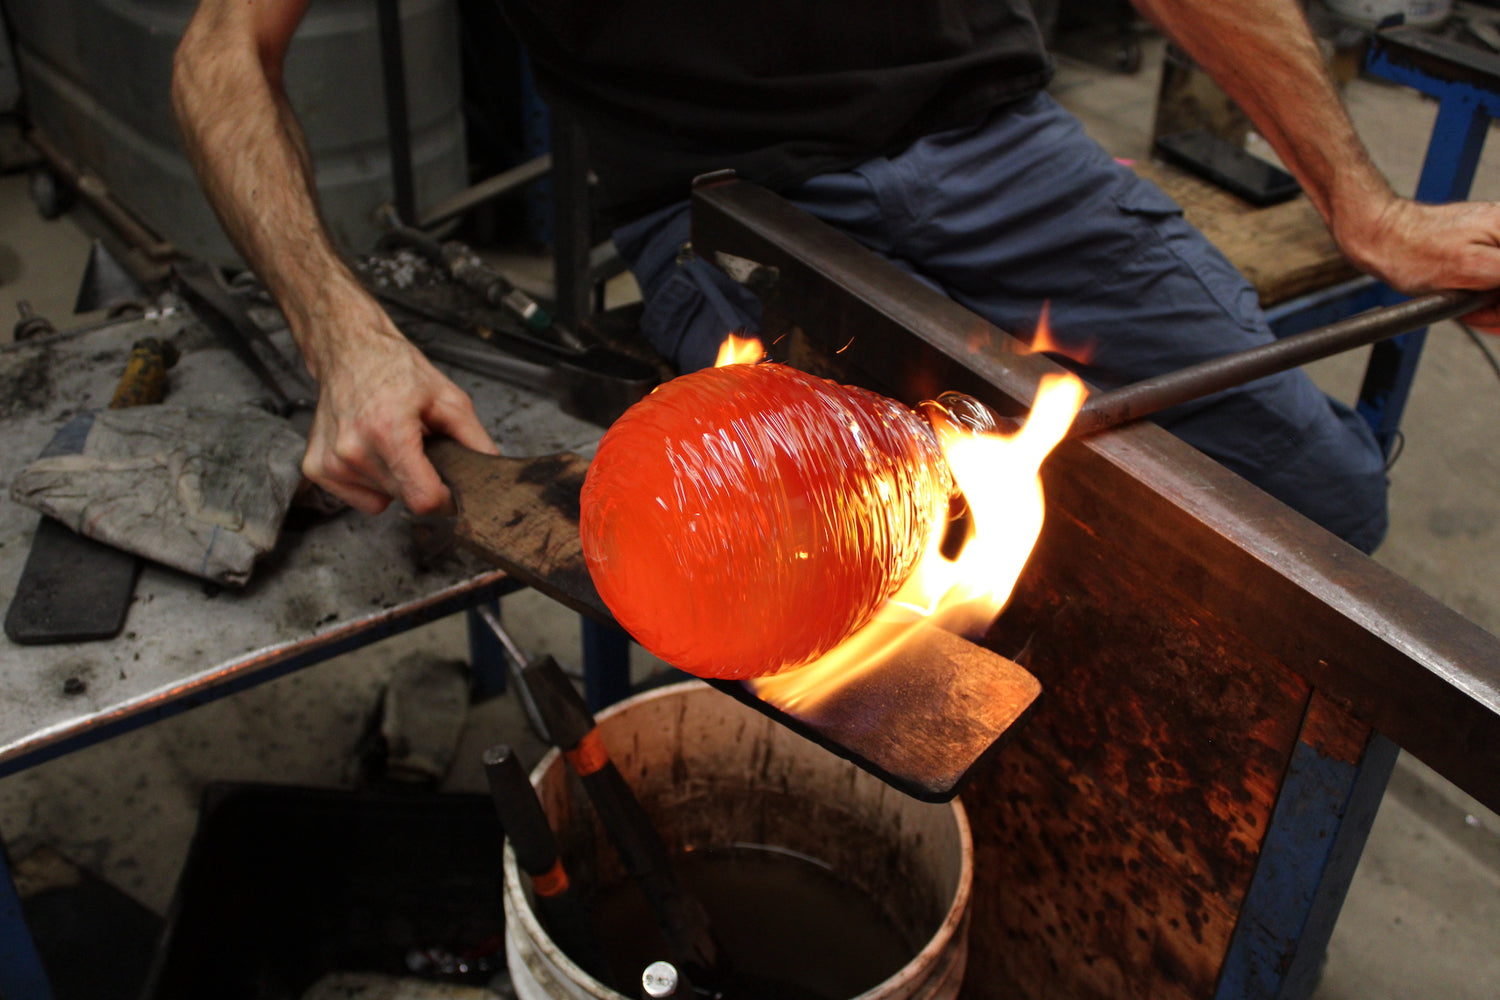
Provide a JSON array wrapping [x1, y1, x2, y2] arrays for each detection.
[[579, 362, 953, 680]]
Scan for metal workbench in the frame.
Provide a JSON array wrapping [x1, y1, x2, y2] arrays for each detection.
[[0, 300, 602, 999]]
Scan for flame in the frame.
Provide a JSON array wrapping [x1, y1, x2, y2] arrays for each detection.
[[749, 372, 1087, 714], [1029, 305, 1093, 365], [715, 333, 766, 367]]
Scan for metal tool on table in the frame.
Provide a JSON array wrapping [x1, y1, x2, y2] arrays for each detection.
[[376, 221, 587, 351], [5, 336, 179, 644], [172, 259, 317, 421], [11, 300, 54, 341], [377, 284, 657, 428], [482, 742, 613, 986]]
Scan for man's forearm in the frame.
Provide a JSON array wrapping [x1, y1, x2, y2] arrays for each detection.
[[1131, 0, 1396, 248], [172, 1, 373, 380]]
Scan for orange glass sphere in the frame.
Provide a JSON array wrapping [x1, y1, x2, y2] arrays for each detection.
[[579, 362, 952, 680]]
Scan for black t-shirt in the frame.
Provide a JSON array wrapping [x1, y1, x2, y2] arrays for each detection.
[[502, 1, 1053, 228]]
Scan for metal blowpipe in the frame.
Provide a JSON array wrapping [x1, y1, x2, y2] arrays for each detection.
[[1069, 288, 1500, 438]]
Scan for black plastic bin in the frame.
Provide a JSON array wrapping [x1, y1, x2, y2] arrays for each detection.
[[141, 783, 506, 1000]]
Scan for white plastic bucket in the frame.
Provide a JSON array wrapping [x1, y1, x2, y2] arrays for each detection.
[[503, 681, 972, 999]]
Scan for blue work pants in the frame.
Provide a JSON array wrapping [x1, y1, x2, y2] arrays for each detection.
[[613, 92, 1389, 553]]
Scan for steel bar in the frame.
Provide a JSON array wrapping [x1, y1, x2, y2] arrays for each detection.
[[26, 131, 175, 262], [1070, 287, 1500, 438], [418, 154, 553, 230], [376, 0, 416, 225]]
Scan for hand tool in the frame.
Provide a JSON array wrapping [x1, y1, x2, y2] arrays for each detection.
[[5, 336, 178, 644], [11, 300, 54, 341], [482, 742, 613, 986], [467, 601, 722, 982], [518, 654, 724, 985], [402, 319, 657, 428], [172, 259, 317, 418], [375, 222, 587, 351]]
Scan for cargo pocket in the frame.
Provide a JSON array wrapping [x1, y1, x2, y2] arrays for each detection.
[[1111, 178, 1264, 336], [638, 258, 764, 374]]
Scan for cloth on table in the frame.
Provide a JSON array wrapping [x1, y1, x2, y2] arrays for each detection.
[[9, 404, 307, 586]]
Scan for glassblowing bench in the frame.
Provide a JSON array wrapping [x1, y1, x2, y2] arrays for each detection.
[[0, 302, 602, 1000]]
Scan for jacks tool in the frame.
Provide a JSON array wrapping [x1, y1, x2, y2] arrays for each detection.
[[471, 600, 724, 985], [377, 286, 657, 427], [173, 259, 317, 419]]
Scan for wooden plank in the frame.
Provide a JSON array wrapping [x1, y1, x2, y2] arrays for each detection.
[[1133, 159, 1359, 307]]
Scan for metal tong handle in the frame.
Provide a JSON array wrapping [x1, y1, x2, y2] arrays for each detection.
[[173, 259, 317, 414]]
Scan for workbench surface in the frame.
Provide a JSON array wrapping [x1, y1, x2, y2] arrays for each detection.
[[0, 301, 601, 775]]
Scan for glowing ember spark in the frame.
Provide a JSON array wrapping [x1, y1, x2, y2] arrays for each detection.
[[715, 333, 766, 367], [750, 372, 1087, 714]]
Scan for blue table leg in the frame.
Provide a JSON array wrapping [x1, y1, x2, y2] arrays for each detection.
[[1356, 39, 1497, 453], [467, 600, 509, 699], [1216, 695, 1399, 1000], [0, 839, 52, 1000], [581, 617, 633, 712]]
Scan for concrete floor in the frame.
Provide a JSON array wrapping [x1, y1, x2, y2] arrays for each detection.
[[1, 22, 1499, 1000]]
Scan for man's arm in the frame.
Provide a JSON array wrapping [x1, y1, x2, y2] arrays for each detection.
[[1132, 0, 1500, 328], [172, 0, 498, 515]]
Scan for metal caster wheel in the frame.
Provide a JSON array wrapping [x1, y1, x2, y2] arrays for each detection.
[[28, 165, 73, 220]]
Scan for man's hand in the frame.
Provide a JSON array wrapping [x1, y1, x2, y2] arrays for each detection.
[[1131, 0, 1500, 326], [299, 291, 499, 516], [175, 0, 499, 516], [1335, 196, 1500, 331]]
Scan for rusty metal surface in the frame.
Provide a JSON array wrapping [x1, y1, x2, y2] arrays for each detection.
[[689, 176, 1500, 816], [0, 301, 601, 774]]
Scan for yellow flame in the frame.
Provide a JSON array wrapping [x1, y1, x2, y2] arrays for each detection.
[[749, 372, 1087, 713], [1030, 304, 1094, 365], [715, 333, 766, 367]]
